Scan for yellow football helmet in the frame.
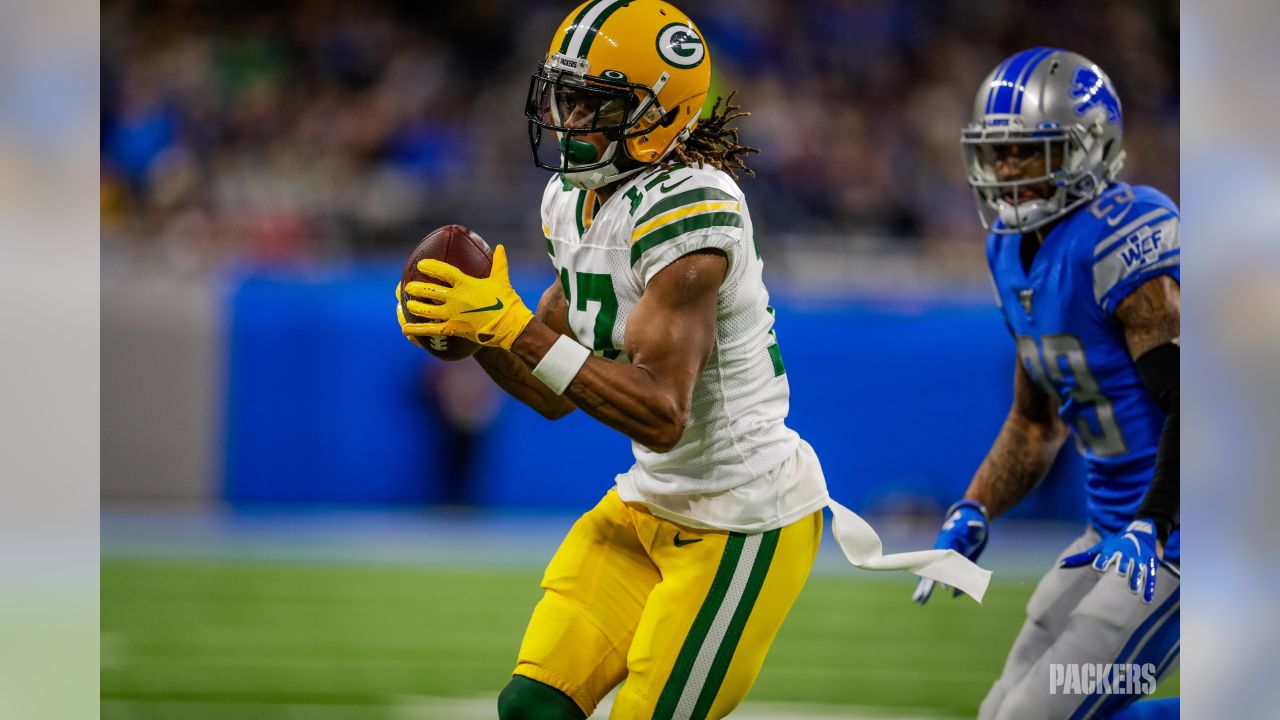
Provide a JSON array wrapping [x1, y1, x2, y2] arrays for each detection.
[[525, 0, 712, 189]]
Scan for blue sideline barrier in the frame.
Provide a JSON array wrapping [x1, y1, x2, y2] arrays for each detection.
[[222, 262, 1085, 520]]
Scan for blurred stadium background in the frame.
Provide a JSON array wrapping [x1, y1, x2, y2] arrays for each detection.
[[100, 0, 1179, 717]]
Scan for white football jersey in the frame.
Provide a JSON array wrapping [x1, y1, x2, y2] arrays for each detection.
[[540, 163, 829, 532]]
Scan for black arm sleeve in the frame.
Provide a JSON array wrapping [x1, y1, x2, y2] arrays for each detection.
[[1134, 342, 1179, 544]]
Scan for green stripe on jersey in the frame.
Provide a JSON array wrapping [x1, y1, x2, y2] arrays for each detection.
[[635, 187, 737, 225], [767, 343, 786, 377], [575, 190, 587, 237], [690, 529, 780, 719], [765, 306, 785, 376], [653, 533, 746, 720], [631, 212, 743, 267], [545, 237, 555, 258]]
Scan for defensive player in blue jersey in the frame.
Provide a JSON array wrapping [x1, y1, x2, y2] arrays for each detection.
[[912, 49, 1180, 720]]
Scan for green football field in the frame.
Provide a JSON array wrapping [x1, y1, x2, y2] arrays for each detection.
[[101, 558, 1177, 718]]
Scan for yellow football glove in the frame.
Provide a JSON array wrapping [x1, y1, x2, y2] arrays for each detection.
[[394, 282, 423, 345], [399, 245, 533, 350]]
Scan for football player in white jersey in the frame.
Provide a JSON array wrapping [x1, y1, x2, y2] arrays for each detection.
[[397, 2, 830, 718]]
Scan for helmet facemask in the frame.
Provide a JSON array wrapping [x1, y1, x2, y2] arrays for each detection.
[[526, 54, 670, 190], [962, 121, 1126, 236]]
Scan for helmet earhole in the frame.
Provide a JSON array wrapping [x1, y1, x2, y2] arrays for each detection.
[[660, 109, 679, 128]]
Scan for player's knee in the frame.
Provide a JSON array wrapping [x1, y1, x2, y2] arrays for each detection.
[[977, 679, 1008, 720], [497, 675, 586, 720], [992, 674, 1056, 720]]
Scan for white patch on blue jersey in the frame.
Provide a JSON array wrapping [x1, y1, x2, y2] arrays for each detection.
[[1093, 212, 1180, 306]]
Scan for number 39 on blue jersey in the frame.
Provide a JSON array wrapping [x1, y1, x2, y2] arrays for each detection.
[[985, 182, 1180, 560]]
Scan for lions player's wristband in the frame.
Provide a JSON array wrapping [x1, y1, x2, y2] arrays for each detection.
[[531, 335, 591, 395]]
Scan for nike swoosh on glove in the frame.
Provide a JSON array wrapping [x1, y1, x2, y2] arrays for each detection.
[[1060, 518, 1162, 603], [913, 499, 989, 604], [400, 244, 534, 350]]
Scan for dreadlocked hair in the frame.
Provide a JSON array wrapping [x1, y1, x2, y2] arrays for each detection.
[[667, 92, 759, 180]]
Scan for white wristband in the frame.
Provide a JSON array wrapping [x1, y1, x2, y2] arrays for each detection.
[[531, 335, 591, 395]]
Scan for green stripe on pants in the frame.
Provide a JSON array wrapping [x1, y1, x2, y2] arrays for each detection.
[[654, 529, 781, 720], [653, 533, 745, 719], [689, 529, 780, 719]]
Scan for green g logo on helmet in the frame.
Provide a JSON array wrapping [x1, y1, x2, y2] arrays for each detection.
[[656, 23, 704, 68]]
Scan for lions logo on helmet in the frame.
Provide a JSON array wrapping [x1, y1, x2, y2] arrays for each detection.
[[1070, 65, 1122, 125], [961, 48, 1126, 234], [525, 0, 712, 190]]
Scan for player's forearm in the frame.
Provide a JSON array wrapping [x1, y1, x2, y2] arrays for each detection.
[[1133, 342, 1180, 543], [964, 412, 1067, 520], [474, 347, 576, 420], [1136, 409, 1178, 544], [511, 320, 687, 452]]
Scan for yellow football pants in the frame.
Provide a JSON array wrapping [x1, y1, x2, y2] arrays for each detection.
[[512, 489, 822, 719]]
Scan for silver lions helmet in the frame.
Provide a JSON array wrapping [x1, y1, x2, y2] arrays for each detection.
[[962, 48, 1126, 234]]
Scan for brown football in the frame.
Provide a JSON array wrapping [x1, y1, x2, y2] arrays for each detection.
[[399, 224, 493, 361]]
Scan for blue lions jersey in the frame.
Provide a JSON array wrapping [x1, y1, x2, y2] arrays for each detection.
[[986, 182, 1180, 561]]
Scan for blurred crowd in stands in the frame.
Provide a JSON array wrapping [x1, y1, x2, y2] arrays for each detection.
[[101, 0, 1177, 283]]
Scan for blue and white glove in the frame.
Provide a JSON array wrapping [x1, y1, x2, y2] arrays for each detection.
[[912, 499, 989, 604], [1059, 518, 1162, 603]]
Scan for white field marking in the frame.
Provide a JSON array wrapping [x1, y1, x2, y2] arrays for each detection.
[[99, 631, 126, 669], [102, 700, 393, 720], [388, 693, 969, 720], [101, 695, 969, 720]]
